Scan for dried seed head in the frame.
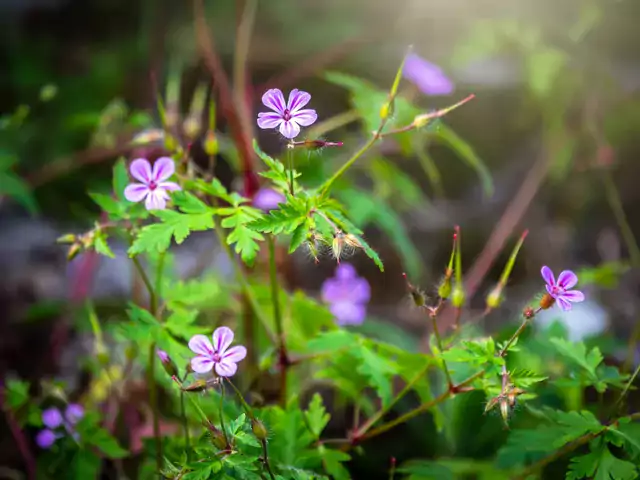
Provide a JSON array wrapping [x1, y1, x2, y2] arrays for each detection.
[[331, 230, 360, 263]]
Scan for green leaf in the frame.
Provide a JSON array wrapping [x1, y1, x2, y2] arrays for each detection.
[[94, 233, 115, 258], [305, 394, 330, 438], [509, 369, 548, 389], [221, 206, 264, 265], [0, 170, 38, 214], [304, 330, 359, 354], [550, 338, 602, 379], [76, 415, 128, 458], [228, 413, 247, 436], [526, 47, 567, 98], [71, 449, 102, 479], [4, 379, 29, 410], [90, 193, 123, 217], [571, 445, 639, 480], [608, 422, 640, 456], [430, 124, 493, 197], [289, 219, 310, 254], [113, 158, 130, 202], [354, 344, 397, 407], [318, 446, 351, 480]]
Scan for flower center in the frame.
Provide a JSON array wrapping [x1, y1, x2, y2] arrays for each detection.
[[551, 285, 564, 296], [283, 109, 292, 121], [211, 352, 222, 363], [148, 181, 157, 190]]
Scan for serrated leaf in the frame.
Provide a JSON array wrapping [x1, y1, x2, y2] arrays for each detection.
[[318, 446, 351, 480], [289, 219, 310, 253], [510, 369, 548, 389], [4, 379, 30, 410], [90, 193, 124, 217], [94, 234, 115, 258], [305, 330, 359, 354], [354, 344, 397, 407], [228, 413, 246, 436], [305, 394, 330, 438], [550, 338, 602, 379]]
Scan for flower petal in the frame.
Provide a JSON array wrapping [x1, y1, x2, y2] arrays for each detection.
[[145, 189, 167, 210], [541, 266, 555, 286], [292, 109, 317, 127], [257, 112, 284, 130], [330, 301, 366, 326], [212, 326, 234, 355], [215, 360, 238, 377], [403, 53, 454, 96], [191, 355, 214, 374], [253, 188, 285, 211], [129, 158, 152, 184], [287, 89, 311, 113], [546, 284, 556, 298], [222, 345, 247, 363], [152, 157, 176, 182], [36, 429, 57, 449], [556, 297, 572, 311], [563, 290, 585, 303], [262, 89, 286, 114], [279, 120, 301, 139], [189, 334, 213, 356], [159, 182, 181, 192], [335, 263, 357, 280], [321, 278, 345, 304], [557, 270, 578, 289], [350, 277, 371, 304], [42, 408, 63, 429], [65, 404, 84, 424], [124, 183, 149, 203]]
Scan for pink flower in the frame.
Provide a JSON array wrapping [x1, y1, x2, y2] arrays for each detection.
[[541, 266, 585, 311], [321, 263, 371, 325], [402, 53, 454, 96], [257, 88, 318, 139], [123, 157, 181, 210], [188, 327, 247, 377], [253, 188, 285, 212]]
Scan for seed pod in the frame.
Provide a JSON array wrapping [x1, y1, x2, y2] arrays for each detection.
[[251, 419, 268, 441]]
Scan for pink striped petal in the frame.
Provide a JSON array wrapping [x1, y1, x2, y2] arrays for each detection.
[[292, 109, 317, 127], [541, 266, 555, 286], [159, 182, 181, 192], [124, 183, 149, 203], [152, 157, 175, 182], [279, 120, 300, 139], [257, 112, 284, 130], [557, 270, 578, 289], [191, 356, 214, 374], [556, 297, 572, 311], [212, 326, 234, 354], [130, 158, 152, 184], [145, 189, 167, 210], [287, 89, 311, 113], [563, 290, 585, 303], [262, 89, 286, 114], [189, 334, 213, 356], [222, 345, 247, 363], [215, 360, 238, 377]]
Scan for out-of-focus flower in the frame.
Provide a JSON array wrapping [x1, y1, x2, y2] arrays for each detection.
[[36, 404, 85, 449], [188, 327, 247, 377], [403, 53, 454, 96], [257, 88, 317, 139], [124, 157, 181, 210], [157, 349, 178, 377], [540, 266, 585, 311], [321, 263, 371, 325], [253, 188, 285, 212]]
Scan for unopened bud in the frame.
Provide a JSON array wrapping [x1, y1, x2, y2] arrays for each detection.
[[403, 273, 426, 307], [67, 243, 82, 261], [451, 285, 466, 308], [157, 349, 178, 378], [438, 276, 452, 300], [183, 116, 201, 141], [251, 419, 268, 441], [57, 234, 76, 244], [523, 306, 535, 319], [379, 101, 392, 121], [203, 421, 228, 449], [203, 130, 218, 156], [182, 380, 209, 392], [486, 285, 503, 310], [290, 139, 344, 150], [539, 293, 555, 310], [413, 114, 431, 129]]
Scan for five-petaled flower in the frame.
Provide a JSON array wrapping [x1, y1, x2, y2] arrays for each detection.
[[124, 157, 181, 210], [36, 404, 85, 449], [253, 187, 285, 212], [257, 88, 317, 139], [321, 263, 371, 326], [541, 266, 585, 311], [402, 53, 454, 96], [188, 327, 247, 377]]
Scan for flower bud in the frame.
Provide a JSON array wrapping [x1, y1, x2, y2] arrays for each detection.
[[57, 233, 76, 244], [182, 380, 208, 392], [203, 130, 218, 156], [485, 285, 503, 310], [438, 276, 452, 300], [251, 419, 268, 441], [157, 349, 178, 378], [379, 101, 392, 121], [67, 243, 82, 261], [183, 116, 201, 141], [204, 421, 228, 449], [451, 285, 466, 308], [403, 273, 426, 307], [290, 139, 343, 150]]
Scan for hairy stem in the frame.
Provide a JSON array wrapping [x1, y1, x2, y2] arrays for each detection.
[[498, 313, 536, 357]]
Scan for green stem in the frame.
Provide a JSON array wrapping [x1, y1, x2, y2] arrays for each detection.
[[287, 147, 294, 196], [261, 440, 277, 480], [225, 378, 255, 420], [180, 390, 190, 460], [267, 235, 288, 406], [131, 256, 162, 471], [154, 251, 165, 303], [233, 0, 258, 124], [614, 362, 640, 410], [212, 216, 277, 344], [356, 361, 431, 436], [219, 383, 230, 446], [319, 136, 377, 196], [498, 316, 533, 357], [429, 312, 453, 387], [357, 370, 484, 443], [172, 377, 210, 423]]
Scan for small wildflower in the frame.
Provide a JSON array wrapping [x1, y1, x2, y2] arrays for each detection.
[[36, 404, 84, 449], [124, 157, 181, 210], [253, 188, 285, 212], [321, 263, 371, 326], [540, 266, 585, 311], [157, 349, 178, 378], [188, 327, 247, 377], [257, 88, 318, 139], [402, 53, 454, 96]]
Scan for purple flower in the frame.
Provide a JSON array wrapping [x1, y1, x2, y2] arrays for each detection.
[[36, 404, 84, 449], [188, 327, 247, 377], [253, 188, 285, 212], [403, 53, 454, 96], [156, 349, 170, 363], [541, 266, 585, 311], [123, 157, 181, 210], [321, 263, 371, 325], [257, 88, 318, 139]]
